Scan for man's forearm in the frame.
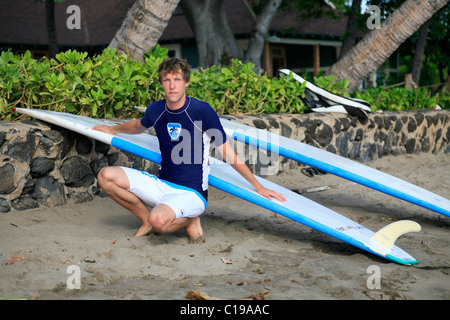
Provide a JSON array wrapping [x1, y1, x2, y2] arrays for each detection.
[[229, 161, 264, 193], [217, 140, 287, 203], [217, 141, 264, 192]]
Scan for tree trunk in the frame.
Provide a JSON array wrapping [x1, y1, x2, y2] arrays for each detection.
[[45, 0, 58, 59], [411, 19, 431, 85], [180, 0, 242, 68], [328, 0, 449, 92], [338, 0, 362, 59], [109, 0, 180, 62], [244, 0, 283, 73]]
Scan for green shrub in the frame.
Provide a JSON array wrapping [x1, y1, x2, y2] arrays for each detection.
[[0, 46, 308, 120], [0, 47, 166, 119], [0, 46, 447, 121], [353, 86, 448, 111], [188, 59, 307, 114]]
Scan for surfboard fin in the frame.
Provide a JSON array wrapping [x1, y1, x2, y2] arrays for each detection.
[[369, 220, 421, 256]]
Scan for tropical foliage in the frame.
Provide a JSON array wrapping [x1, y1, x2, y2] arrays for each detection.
[[0, 46, 447, 121]]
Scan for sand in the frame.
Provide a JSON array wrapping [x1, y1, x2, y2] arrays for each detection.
[[0, 152, 449, 301]]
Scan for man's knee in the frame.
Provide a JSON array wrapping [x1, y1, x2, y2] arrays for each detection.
[[97, 167, 112, 186], [97, 167, 127, 190], [149, 215, 165, 233], [149, 205, 176, 233]]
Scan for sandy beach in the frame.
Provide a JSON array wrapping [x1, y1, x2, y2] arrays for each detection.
[[0, 152, 449, 301]]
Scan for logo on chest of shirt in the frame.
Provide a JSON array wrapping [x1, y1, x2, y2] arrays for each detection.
[[167, 123, 182, 140]]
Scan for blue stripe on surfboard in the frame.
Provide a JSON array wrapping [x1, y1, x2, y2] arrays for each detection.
[[111, 136, 162, 164], [208, 174, 418, 265], [230, 130, 450, 217]]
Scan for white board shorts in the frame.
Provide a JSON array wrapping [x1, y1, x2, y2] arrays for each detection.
[[121, 167, 207, 219]]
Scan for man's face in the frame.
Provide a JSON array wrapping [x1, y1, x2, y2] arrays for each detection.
[[161, 71, 188, 109]]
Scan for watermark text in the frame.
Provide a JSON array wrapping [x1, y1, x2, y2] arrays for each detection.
[[366, 265, 381, 289], [66, 5, 81, 30], [66, 265, 81, 289], [366, 5, 381, 30]]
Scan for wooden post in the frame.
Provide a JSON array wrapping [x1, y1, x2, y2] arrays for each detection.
[[405, 73, 417, 90], [405, 73, 412, 90], [313, 44, 320, 76], [263, 41, 271, 77]]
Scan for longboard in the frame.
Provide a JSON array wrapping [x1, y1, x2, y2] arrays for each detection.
[[13, 108, 421, 265], [220, 119, 450, 218]]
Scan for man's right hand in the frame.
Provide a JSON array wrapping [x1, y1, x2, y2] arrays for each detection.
[[92, 119, 148, 135], [92, 124, 115, 134]]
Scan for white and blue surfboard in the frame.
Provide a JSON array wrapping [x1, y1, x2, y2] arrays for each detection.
[[220, 119, 450, 218], [275, 69, 449, 217], [13, 107, 422, 265]]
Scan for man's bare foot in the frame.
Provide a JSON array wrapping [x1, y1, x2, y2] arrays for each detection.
[[188, 234, 206, 244], [133, 224, 153, 237], [185, 217, 204, 243]]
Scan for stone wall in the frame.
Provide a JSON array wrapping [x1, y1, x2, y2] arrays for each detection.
[[225, 110, 450, 174], [0, 119, 158, 212], [0, 110, 448, 212]]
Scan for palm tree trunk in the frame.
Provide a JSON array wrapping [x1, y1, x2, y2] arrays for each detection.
[[338, 0, 362, 59], [109, 0, 180, 62], [180, 0, 243, 68], [411, 19, 431, 85], [244, 0, 283, 73], [45, 0, 58, 58], [328, 0, 449, 92]]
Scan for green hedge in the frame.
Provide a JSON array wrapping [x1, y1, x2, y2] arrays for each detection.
[[0, 45, 448, 121], [353, 86, 448, 111]]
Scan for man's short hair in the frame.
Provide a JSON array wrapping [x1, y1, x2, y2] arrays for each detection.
[[158, 57, 191, 83]]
